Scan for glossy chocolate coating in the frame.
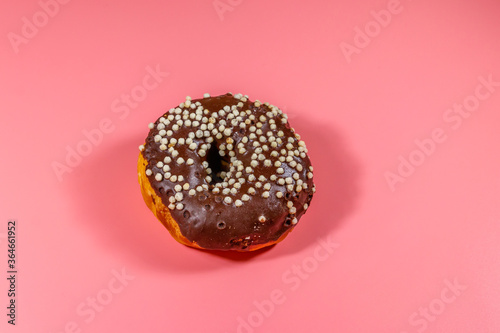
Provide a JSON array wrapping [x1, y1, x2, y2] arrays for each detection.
[[141, 93, 314, 250]]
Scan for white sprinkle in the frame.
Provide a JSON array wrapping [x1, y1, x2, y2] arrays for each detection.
[[176, 203, 184, 210], [276, 191, 283, 198], [189, 189, 196, 196], [291, 218, 298, 225], [224, 197, 232, 204], [145, 169, 152, 176], [175, 193, 183, 201], [235, 200, 243, 207], [242, 194, 250, 201], [203, 93, 210, 98], [164, 156, 172, 163], [258, 216, 266, 223], [139, 145, 144, 151], [168, 203, 175, 210], [262, 191, 270, 198], [307, 172, 313, 179], [177, 157, 185, 165], [186, 158, 194, 165], [289, 207, 297, 214], [248, 187, 256, 195], [155, 173, 163, 181], [277, 168, 284, 174], [159, 144, 167, 150], [183, 183, 190, 190], [170, 175, 177, 182], [174, 185, 182, 192], [148, 123, 155, 129]]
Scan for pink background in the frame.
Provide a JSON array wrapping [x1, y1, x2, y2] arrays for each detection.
[[1, 0, 500, 332]]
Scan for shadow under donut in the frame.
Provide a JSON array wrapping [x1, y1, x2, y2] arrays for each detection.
[[66, 115, 360, 271]]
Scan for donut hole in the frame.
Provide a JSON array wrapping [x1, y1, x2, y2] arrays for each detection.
[[206, 143, 230, 184], [217, 221, 226, 230]]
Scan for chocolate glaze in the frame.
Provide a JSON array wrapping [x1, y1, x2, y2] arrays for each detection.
[[141, 93, 315, 250]]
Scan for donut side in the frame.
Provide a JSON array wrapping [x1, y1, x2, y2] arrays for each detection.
[[137, 153, 201, 249]]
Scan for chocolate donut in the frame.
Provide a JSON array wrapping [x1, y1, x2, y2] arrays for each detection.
[[138, 93, 315, 251]]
